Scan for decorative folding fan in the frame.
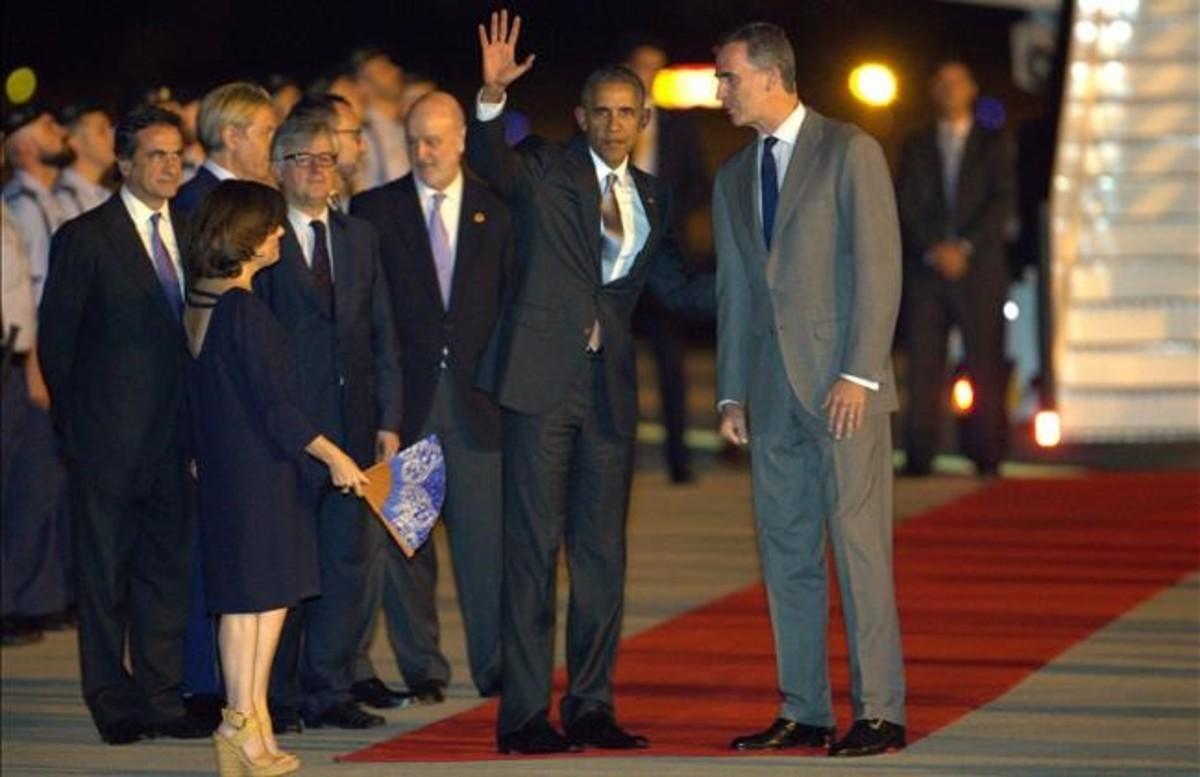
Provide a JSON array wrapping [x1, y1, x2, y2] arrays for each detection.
[[362, 435, 446, 558]]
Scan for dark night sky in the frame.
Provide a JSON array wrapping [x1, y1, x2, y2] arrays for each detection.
[[4, 0, 1048, 161]]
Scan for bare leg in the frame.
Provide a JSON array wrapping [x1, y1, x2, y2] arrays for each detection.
[[251, 608, 288, 755], [217, 613, 267, 761]]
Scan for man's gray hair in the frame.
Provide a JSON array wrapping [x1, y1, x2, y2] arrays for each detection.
[[719, 22, 797, 94], [270, 113, 332, 160]]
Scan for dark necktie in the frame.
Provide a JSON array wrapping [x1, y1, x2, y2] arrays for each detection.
[[149, 212, 183, 320], [309, 219, 333, 302], [761, 136, 779, 250]]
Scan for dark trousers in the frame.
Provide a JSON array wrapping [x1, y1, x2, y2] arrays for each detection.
[[904, 278, 1008, 473], [1, 363, 71, 619], [633, 301, 690, 478], [299, 487, 374, 716], [365, 373, 503, 695], [69, 451, 192, 730], [181, 540, 221, 698], [498, 355, 633, 735]]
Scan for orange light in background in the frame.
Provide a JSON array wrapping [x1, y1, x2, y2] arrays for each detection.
[[651, 65, 722, 110], [1034, 411, 1062, 448], [848, 63, 898, 107], [951, 376, 975, 416]]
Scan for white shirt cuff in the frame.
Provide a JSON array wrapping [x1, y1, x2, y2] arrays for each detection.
[[840, 373, 880, 391], [717, 399, 741, 411], [475, 89, 506, 122]]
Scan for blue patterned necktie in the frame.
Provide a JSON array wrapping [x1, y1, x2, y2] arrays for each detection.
[[760, 136, 779, 250], [149, 212, 182, 320]]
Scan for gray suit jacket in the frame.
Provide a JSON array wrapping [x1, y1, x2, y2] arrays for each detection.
[[715, 108, 901, 421]]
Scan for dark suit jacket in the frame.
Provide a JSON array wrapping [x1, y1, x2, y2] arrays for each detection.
[[172, 166, 220, 215], [895, 123, 1015, 298], [38, 194, 190, 487], [253, 210, 402, 467], [351, 174, 514, 449], [466, 117, 713, 438]]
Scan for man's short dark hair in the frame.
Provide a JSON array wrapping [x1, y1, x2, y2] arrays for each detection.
[[579, 65, 645, 109], [114, 104, 183, 160], [719, 22, 797, 94], [287, 94, 340, 126]]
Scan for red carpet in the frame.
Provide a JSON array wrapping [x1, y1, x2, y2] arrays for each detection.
[[341, 472, 1200, 762]]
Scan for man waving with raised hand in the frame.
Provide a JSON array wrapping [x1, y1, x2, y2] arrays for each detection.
[[468, 8, 713, 756]]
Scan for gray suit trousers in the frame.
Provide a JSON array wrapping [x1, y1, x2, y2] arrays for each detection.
[[749, 340, 905, 727], [366, 372, 504, 695]]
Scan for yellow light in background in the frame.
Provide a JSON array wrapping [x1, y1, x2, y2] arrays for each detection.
[[951, 376, 975, 416], [6, 67, 37, 105], [848, 63, 898, 107], [1034, 411, 1062, 448], [652, 65, 722, 110]]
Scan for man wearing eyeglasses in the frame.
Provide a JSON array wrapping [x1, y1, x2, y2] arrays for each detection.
[[285, 93, 367, 210], [254, 112, 402, 732]]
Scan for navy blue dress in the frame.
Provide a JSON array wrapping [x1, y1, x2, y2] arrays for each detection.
[[189, 287, 321, 614]]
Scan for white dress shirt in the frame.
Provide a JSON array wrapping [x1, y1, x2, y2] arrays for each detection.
[[202, 158, 238, 181], [119, 186, 184, 295], [287, 206, 335, 282], [414, 170, 464, 259], [588, 149, 649, 284]]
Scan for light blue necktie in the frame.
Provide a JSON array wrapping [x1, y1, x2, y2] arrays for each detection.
[[428, 192, 453, 307]]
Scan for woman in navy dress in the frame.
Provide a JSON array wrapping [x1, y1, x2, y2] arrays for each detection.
[[183, 180, 367, 776]]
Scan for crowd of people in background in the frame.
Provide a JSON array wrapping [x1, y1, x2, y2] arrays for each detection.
[[1, 9, 1012, 772]]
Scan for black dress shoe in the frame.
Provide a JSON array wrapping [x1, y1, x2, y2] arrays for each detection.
[[351, 677, 410, 709], [404, 681, 445, 705], [566, 712, 649, 750], [0, 618, 44, 647], [730, 718, 834, 751], [498, 718, 581, 754], [270, 705, 303, 735], [30, 608, 77, 631], [828, 718, 906, 757], [305, 700, 385, 730], [98, 718, 146, 745], [147, 713, 216, 739]]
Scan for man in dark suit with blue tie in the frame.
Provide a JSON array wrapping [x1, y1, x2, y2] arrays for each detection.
[[255, 113, 402, 730], [470, 11, 713, 755], [38, 105, 209, 745], [350, 91, 512, 708]]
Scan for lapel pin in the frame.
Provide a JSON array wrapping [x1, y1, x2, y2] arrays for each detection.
[[473, 211, 486, 223]]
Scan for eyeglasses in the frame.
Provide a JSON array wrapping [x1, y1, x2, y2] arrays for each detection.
[[279, 152, 337, 169], [334, 128, 363, 140]]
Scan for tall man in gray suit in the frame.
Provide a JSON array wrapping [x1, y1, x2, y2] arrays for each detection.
[[712, 23, 906, 757]]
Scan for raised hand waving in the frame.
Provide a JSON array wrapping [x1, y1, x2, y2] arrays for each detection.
[[478, 9, 536, 102]]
